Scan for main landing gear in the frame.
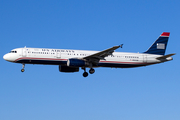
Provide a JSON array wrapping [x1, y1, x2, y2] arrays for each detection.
[[82, 67, 95, 77], [83, 71, 88, 77], [21, 64, 25, 72], [89, 68, 95, 74]]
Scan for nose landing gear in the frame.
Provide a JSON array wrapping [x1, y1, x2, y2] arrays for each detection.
[[21, 64, 25, 72]]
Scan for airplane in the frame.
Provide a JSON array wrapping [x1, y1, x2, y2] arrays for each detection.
[[3, 32, 175, 77]]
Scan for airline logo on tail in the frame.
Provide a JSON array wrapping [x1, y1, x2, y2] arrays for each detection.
[[157, 32, 170, 49], [144, 32, 170, 55], [157, 43, 165, 49]]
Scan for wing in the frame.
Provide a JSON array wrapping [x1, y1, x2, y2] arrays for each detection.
[[83, 44, 123, 65]]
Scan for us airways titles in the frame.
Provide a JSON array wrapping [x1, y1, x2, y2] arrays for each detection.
[[42, 49, 75, 53]]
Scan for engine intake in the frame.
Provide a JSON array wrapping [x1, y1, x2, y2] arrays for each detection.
[[67, 58, 88, 67]]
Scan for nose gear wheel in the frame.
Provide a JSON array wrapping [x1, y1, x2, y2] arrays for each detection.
[[21, 64, 25, 72]]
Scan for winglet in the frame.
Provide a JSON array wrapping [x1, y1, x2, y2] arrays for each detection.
[[119, 44, 123, 48]]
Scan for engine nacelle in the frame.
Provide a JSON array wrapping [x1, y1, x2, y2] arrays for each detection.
[[59, 65, 79, 72], [67, 58, 88, 67]]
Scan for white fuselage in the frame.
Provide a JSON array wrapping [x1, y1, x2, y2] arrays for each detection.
[[3, 47, 172, 68], [3, 32, 174, 77]]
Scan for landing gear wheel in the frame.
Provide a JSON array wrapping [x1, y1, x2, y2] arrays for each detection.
[[89, 68, 95, 74], [21, 69, 25, 72], [83, 72, 88, 77]]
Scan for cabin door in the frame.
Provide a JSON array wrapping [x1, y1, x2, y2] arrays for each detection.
[[22, 48, 27, 57], [143, 55, 147, 63]]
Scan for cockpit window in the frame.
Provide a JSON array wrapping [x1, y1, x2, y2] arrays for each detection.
[[9, 51, 17, 53]]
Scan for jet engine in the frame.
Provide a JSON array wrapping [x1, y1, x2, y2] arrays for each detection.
[[67, 58, 88, 67], [59, 65, 79, 72]]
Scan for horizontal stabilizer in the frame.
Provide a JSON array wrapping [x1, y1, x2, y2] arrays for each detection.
[[156, 53, 176, 60]]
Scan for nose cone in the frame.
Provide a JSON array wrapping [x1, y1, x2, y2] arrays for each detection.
[[3, 54, 8, 60], [3, 53, 14, 62]]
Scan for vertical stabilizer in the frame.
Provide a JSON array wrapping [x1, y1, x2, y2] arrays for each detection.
[[144, 32, 170, 55]]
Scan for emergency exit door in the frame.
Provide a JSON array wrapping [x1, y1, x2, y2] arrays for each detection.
[[56, 51, 61, 58]]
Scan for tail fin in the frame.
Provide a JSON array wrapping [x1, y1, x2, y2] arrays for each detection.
[[144, 32, 170, 55]]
